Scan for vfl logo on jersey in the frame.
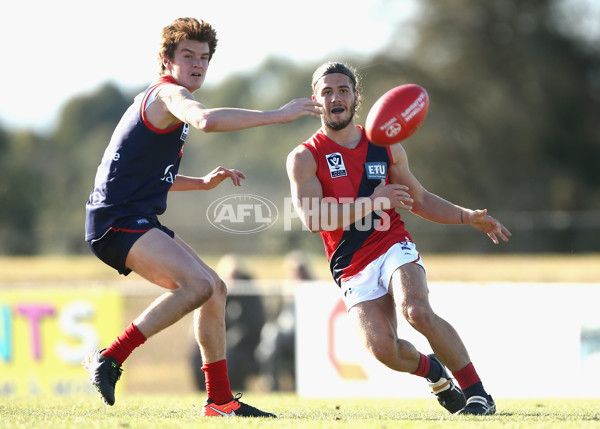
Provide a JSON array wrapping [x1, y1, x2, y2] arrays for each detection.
[[180, 123, 189, 141], [364, 162, 387, 180], [326, 153, 347, 178]]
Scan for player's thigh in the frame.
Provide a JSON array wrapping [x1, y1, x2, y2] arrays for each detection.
[[389, 262, 430, 306], [173, 233, 220, 285], [126, 228, 214, 289], [348, 294, 398, 349], [173, 233, 226, 304]]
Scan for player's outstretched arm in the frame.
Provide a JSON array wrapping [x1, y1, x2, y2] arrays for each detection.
[[388, 144, 511, 244], [190, 98, 322, 132], [162, 85, 322, 132]]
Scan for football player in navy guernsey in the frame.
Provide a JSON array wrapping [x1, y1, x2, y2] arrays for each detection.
[[83, 17, 321, 417], [286, 62, 511, 415]]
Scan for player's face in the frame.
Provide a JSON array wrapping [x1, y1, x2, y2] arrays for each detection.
[[165, 40, 211, 92], [313, 73, 358, 131]]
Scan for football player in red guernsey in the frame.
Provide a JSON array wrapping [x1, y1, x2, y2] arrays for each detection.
[[286, 62, 511, 415]]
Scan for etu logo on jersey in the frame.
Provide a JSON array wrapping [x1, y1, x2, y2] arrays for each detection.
[[326, 153, 347, 178], [364, 162, 387, 180]]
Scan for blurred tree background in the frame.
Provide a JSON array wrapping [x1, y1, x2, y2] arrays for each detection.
[[0, 0, 598, 256]]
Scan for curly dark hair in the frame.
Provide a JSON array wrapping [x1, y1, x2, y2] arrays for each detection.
[[158, 17, 218, 75]]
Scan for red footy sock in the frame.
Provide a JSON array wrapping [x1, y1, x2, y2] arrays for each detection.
[[102, 322, 147, 365], [411, 353, 431, 378], [453, 362, 481, 390], [202, 359, 233, 405]]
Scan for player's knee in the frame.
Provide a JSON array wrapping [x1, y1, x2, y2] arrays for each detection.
[[369, 338, 414, 371], [216, 278, 228, 296], [367, 335, 401, 366], [210, 279, 228, 303], [369, 342, 395, 366], [180, 274, 220, 310], [402, 302, 435, 333]]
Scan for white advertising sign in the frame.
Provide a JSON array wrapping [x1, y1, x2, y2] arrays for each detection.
[[295, 282, 600, 398]]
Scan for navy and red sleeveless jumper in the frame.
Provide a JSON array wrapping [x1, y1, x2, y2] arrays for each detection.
[[85, 76, 189, 242]]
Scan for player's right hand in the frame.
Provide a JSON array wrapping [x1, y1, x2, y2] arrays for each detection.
[[371, 179, 413, 211]]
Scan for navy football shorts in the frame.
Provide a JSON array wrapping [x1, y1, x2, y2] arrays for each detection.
[[88, 216, 175, 276]]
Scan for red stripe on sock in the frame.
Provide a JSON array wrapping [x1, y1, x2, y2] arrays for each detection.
[[102, 322, 147, 365], [202, 359, 233, 405], [453, 362, 481, 390], [411, 353, 431, 378]]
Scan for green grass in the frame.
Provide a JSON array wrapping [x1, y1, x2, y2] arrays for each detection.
[[2, 255, 600, 428], [2, 394, 599, 428]]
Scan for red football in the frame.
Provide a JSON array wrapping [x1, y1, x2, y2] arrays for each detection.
[[365, 84, 429, 146]]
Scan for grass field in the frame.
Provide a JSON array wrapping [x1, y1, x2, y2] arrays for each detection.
[[2, 255, 599, 428], [2, 394, 600, 429]]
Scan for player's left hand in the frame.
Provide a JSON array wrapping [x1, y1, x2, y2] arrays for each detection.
[[203, 166, 246, 189], [278, 98, 323, 122], [467, 209, 511, 244]]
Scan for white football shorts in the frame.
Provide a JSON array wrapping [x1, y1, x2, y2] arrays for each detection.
[[339, 241, 425, 311]]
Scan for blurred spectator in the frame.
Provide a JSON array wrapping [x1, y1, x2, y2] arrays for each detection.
[[191, 254, 266, 391], [256, 251, 313, 390]]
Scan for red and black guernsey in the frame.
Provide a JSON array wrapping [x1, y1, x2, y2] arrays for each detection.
[[85, 76, 189, 241], [301, 126, 412, 286]]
